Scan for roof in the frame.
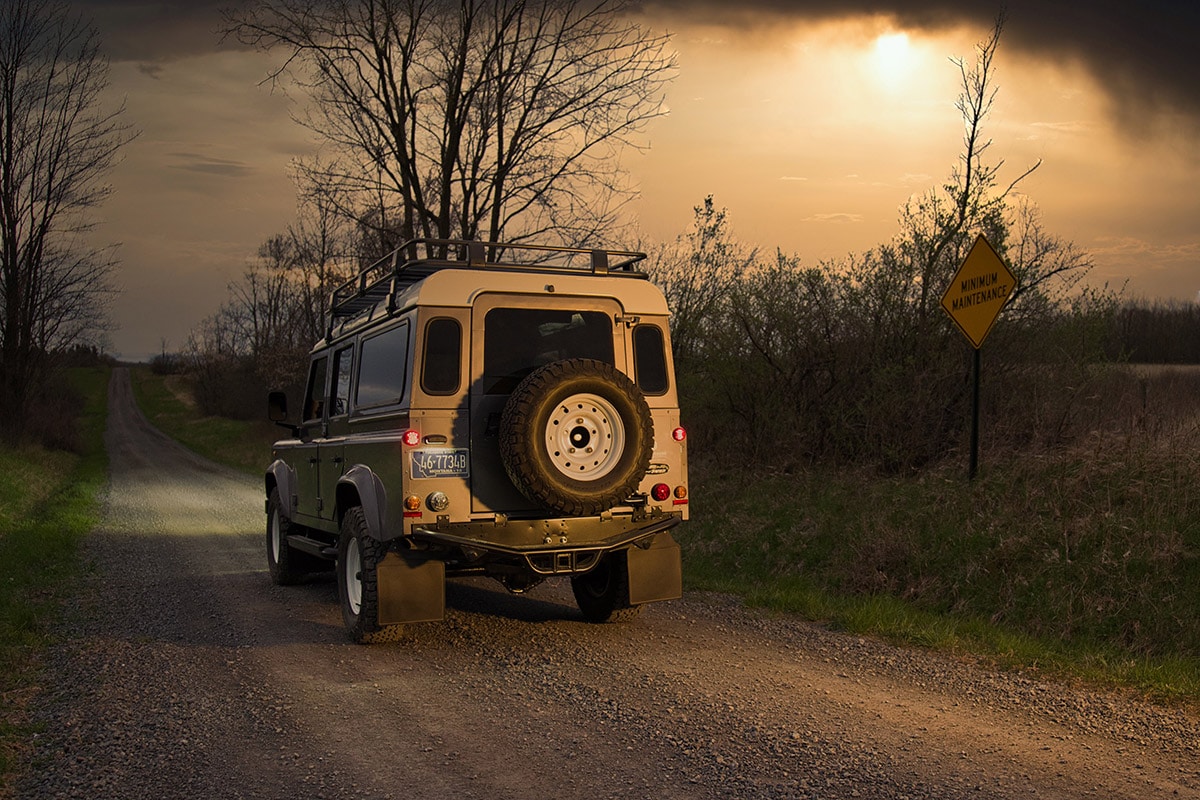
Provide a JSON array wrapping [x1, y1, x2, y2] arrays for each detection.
[[325, 238, 665, 340]]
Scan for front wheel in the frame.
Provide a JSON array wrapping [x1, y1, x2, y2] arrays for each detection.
[[267, 488, 313, 586], [571, 551, 642, 623], [337, 507, 405, 644]]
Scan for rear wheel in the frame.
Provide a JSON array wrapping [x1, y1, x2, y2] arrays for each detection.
[[571, 551, 641, 623], [337, 507, 405, 644]]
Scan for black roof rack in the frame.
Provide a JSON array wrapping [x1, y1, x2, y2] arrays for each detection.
[[326, 238, 647, 338]]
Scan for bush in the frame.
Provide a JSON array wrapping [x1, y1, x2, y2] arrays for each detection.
[[651, 202, 1114, 472], [149, 351, 185, 375], [187, 353, 264, 420], [22, 376, 84, 453], [1104, 298, 1200, 364]]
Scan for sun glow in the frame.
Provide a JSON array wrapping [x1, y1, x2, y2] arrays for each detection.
[[871, 32, 914, 89]]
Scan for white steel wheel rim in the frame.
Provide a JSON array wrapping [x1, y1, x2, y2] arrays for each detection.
[[344, 538, 363, 615], [545, 392, 625, 481], [270, 511, 283, 564]]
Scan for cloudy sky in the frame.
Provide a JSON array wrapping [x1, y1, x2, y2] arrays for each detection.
[[77, 0, 1199, 360]]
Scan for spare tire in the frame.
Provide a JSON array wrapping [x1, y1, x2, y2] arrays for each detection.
[[500, 358, 653, 516]]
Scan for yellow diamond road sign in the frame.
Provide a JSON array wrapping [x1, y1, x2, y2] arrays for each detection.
[[941, 235, 1016, 349]]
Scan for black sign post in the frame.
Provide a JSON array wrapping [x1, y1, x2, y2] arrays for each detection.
[[940, 236, 1016, 481]]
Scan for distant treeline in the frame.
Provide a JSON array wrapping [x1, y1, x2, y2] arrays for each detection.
[[1105, 298, 1200, 364]]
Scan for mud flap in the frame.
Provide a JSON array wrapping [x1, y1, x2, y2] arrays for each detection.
[[626, 532, 682, 606], [376, 552, 446, 625]]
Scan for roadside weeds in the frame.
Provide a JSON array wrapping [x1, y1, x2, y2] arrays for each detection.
[[0, 367, 109, 797]]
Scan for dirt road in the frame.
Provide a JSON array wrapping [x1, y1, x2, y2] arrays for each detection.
[[20, 369, 1200, 798]]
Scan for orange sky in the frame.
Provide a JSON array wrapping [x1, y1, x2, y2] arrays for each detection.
[[81, 2, 1199, 360], [631, 14, 1199, 292]]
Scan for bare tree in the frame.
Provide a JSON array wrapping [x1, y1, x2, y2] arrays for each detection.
[[647, 196, 756, 365], [184, 190, 357, 415], [284, 188, 356, 342], [0, 0, 132, 442], [871, 14, 1036, 334], [226, 0, 675, 248]]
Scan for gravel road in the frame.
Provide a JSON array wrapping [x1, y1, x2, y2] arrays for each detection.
[[18, 368, 1200, 798]]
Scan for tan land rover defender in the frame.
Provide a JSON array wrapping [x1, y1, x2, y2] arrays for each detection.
[[266, 239, 687, 642]]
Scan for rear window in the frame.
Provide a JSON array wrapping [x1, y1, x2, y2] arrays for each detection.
[[421, 318, 462, 395], [633, 324, 669, 395], [483, 308, 613, 394]]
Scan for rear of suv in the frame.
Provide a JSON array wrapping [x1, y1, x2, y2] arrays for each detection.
[[266, 239, 687, 642]]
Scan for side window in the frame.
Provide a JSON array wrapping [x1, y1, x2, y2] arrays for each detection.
[[633, 325, 669, 396], [421, 318, 462, 395], [356, 322, 410, 410], [304, 356, 329, 422], [331, 345, 353, 416]]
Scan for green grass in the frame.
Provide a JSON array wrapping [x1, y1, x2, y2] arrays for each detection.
[[684, 450, 1200, 702], [0, 366, 110, 787], [128, 367, 277, 476]]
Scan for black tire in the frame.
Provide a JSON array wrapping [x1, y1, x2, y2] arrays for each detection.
[[267, 488, 315, 586], [500, 358, 653, 516], [571, 551, 642, 623], [337, 507, 405, 644]]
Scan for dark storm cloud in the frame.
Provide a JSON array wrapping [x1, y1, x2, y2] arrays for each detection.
[[80, 0, 1197, 131], [642, 0, 1199, 131], [77, 0, 242, 63]]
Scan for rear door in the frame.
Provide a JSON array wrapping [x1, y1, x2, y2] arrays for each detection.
[[468, 294, 625, 514]]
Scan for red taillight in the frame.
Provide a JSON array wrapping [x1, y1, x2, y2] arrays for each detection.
[[651, 483, 671, 502], [401, 429, 421, 447], [672, 427, 686, 442]]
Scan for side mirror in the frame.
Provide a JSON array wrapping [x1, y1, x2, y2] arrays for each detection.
[[267, 391, 288, 422]]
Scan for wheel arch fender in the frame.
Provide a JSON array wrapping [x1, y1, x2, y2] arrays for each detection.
[[265, 459, 296, 517], [336, 465, 389, 541]]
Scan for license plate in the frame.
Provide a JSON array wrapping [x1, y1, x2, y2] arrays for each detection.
[[411, 449, 470, 479]]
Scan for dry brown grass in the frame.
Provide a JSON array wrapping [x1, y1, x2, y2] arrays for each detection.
[[681, 360, 1200, 694]]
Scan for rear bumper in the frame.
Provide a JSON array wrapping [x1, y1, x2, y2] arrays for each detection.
[[410, 512, 682, 576]]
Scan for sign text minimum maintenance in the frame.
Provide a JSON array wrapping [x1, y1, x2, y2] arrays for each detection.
[[940, 235, 1017, 349], [950, 270, 1010, 312]]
